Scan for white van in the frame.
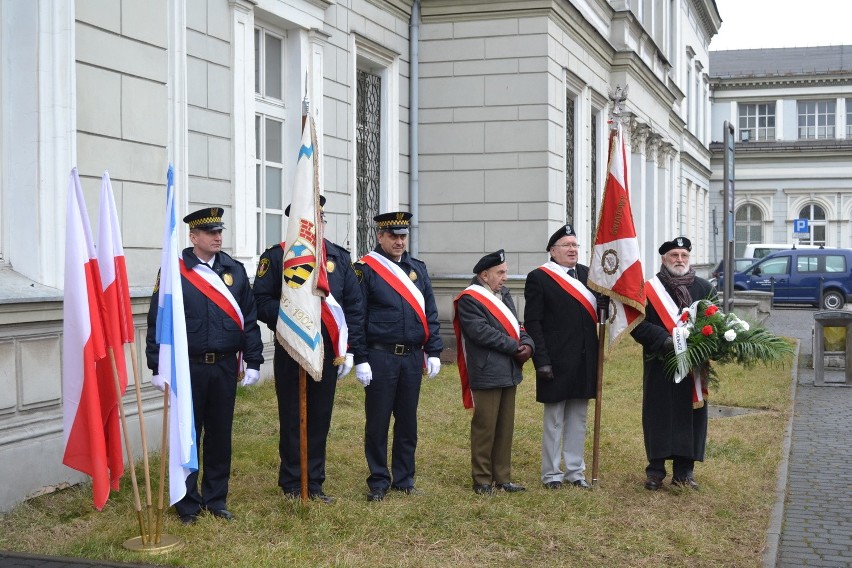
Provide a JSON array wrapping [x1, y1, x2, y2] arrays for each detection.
[[742, 243, 821, 259]]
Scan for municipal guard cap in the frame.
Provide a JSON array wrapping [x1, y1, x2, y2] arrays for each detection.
[[374, 211, 413, 235], [284, 195, 326, 217], [184, 207, 225, 230], [546, 223, 577, 251], [658, 236, 692, 255], [473, 249, 506, 273]]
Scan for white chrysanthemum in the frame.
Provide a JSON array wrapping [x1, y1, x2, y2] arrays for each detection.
[[683, 328, 690, 339], [724, 329, 737, 342], [739, 321, 750, 331]]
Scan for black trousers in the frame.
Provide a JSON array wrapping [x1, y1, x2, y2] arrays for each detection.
[[364, 348, 423, 491], [176, 355, 239, 517], [646, 457, 695, 480], [274, 343, 338, 494]]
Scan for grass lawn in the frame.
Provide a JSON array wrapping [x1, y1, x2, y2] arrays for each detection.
[[0, 339, 794, 567]]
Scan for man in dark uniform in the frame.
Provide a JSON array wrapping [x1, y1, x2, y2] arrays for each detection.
[[146, 207, 264, 524], [631, 237, 715, 491], [353, 211, 443, 502], [524, 224, 608, 490], [253, 196, 366, 503]]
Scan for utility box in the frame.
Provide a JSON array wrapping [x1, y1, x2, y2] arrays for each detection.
[[813, 310, 852, 386]]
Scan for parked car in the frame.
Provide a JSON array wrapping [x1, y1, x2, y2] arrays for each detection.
[[742, 242, 820, 259], [721, 248, 852, 309], [709, 258, 756, 289]]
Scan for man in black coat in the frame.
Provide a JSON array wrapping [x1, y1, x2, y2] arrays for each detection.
[[631, 237, 715, 491], [253, 197, 366, 503], [454, 250, 534, 495], [146, 207, 264, 524], [524, 224, 607, 490]]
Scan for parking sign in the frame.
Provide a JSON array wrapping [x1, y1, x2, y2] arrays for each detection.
[[793, 218, 809, 239]]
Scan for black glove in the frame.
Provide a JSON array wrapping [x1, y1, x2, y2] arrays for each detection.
[[513, 344, 533, 365], [536, 365, 554, 380], [662, 337, 675, 354], [597, 296, 610, 317]]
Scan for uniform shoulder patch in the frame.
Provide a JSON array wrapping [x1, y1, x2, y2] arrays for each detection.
[[152, 271, 161, 294], [354, 267, 364, 283], [256, 257, 270, 278]]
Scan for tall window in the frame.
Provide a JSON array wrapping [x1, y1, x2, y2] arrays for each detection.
[[738, 103, 775, 142], [847, 98, 852, 138], [565, 94, 576, 224], [799, 203, 826, 246], [254, 26, 286, 254], [798, 100, 835, 140], [356, 69, 381, 258], [589, 110, 598, 245], [734, 204, 763, 256]]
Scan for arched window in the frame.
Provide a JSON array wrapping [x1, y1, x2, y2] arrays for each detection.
[[734, 204, 763, 256], [799, 203, 827, 246]]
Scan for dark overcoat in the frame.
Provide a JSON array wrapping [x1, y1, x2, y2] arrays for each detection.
[[523, 264, 598, 403], [630, 275, 714, 462]]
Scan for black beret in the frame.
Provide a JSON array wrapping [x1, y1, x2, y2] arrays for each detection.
[[284, 195, 326, 217], [183, 207, 225, 230], [374, 211, 413, 235], [473, 249, 506, 273], [546, 224, 577, 251], [658, 236, 692, 255]]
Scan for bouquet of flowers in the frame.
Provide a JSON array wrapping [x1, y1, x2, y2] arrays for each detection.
[[664, 298, 793, 386]]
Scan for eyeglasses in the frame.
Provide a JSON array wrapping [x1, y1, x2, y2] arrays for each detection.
[[553, 244, 580, 249]]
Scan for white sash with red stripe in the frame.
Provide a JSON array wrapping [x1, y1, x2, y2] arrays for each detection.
[[362, 251, 429, 342], [453, 284, 520, 409], [538, 262, 598, 323], [321, 293, 347, 364], [179, 260, 244, 329], [645, 276, 707, 408]]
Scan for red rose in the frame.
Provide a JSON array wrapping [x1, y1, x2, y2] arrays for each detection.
[[702, 325, 713, 336], [680, 312, 689, 322], [704, 305, 719, 316]]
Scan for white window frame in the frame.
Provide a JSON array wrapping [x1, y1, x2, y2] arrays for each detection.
[[797, 100, 836, 140], [738, 102, 776, 142]]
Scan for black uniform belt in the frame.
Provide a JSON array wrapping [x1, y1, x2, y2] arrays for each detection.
[[368, 343, 420, 356], [190, 352, 237, 364]]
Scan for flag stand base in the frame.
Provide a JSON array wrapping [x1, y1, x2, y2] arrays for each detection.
[[123, 534, 181, 553]]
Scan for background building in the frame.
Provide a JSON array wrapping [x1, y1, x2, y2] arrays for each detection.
[[0, 0, 719, 512], [709, 46, 852, 261]]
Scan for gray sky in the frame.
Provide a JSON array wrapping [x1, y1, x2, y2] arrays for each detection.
[[710, 0, 851, 51]]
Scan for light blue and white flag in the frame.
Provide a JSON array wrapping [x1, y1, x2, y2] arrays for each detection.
[[156, 165, 197, 505]]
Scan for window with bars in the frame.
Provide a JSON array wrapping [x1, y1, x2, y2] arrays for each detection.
[[734, 204, 763, 256], [565, 94, 575, 225], [356, 69, 381, 258], [589, 111, 598, 245], [798, 203, 827, 246], [254, 26, 286, 254], [738, 103, 775, 142], [797, 100, 835, 140]]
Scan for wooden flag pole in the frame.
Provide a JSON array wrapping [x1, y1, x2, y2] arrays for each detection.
[[299, 367, 309, 504], [107, 347, 147, 544], [127, 342, 155, 541], [154, 386, 169, 544], [591, 316, 607, 487]]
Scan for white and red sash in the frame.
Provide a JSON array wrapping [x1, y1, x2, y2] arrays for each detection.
[[453, 284, 521, 410], [646, 276, 707, 409], [538, 262, 598, 323], [362, 251, 430, 343], [280, 242, 347, 364], [180, 258, 245, 375]]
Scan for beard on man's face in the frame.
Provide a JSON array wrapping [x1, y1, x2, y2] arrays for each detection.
[[663, 261, 690, 277]]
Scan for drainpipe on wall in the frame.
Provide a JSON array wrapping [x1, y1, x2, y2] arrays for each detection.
[[409, 0, 421, 256]]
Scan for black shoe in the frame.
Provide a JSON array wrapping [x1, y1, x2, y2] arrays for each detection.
[[391, 486, 422, 496], [543, 481, 562, 490], [672, 475, 699, 491], [570, 479, 591, 490], [473, 484, 493, 495], [644, 475, 664, 491], [367, 488, 387, 502], [179, 512, 200, 525], [310, 491, 334, 504], [208, 508, 234, 521], [495, 482, 526, 493]]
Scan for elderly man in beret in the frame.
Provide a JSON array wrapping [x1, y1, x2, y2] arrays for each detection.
[[631, 237, 716, 491], [453, 249, 534, 495]]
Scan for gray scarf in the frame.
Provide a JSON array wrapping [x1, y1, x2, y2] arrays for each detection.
[[657, 265, 696, 309]]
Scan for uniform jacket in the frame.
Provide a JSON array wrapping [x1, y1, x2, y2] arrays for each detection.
[[524, 263, 599, 403], [145, 248, 264, 374], [354, 246, 443, 363], [456, 277, 534, 390], [630, 273, 714, 461], [252, 239, 366, 358]]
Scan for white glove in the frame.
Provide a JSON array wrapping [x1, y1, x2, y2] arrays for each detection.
[[355, 362, 372, 387], [426, 357, 441, 379], [241, 368, 260, 387], [150, 374, 165, 392], [337, 353, 354, 380]]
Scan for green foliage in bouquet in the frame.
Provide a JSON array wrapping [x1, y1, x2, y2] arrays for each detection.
[[664, 297, 793, 386]]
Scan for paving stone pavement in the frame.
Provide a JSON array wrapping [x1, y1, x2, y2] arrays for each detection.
[[763, 307, 852, 568]]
